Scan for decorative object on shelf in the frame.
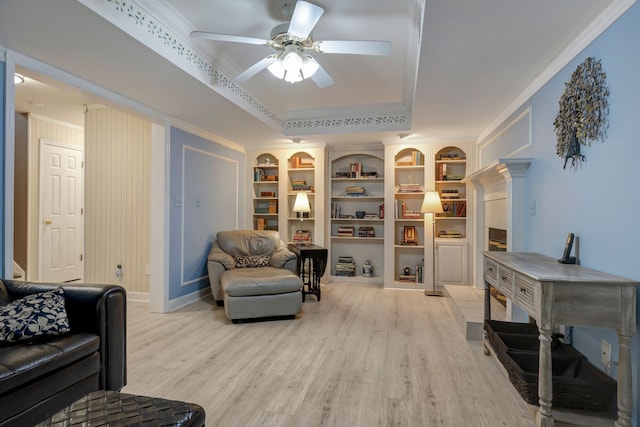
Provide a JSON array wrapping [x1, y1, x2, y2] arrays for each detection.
[[355, 211, 365, 219], [421, 191, 444, 297], [401, 226, 417, 245], [362, 260, 374, 277], [553, 57, 609, 169], [403, 265, 411, 275]]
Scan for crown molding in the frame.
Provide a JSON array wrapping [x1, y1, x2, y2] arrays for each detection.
[[478, 0, 636, 143]]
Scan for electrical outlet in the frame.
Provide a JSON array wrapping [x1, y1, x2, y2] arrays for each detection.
[[115, 263, 123, 279], [601, 339, 612, 365]]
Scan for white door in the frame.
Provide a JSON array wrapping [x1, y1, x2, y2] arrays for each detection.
[[40, 139, 84, 282]]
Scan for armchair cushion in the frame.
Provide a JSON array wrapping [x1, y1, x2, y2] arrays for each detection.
[[0, 287, 70, 343], [235, 255, 270, 268]]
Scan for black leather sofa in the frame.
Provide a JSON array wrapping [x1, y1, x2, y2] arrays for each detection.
[[0, 280, 127, 426]]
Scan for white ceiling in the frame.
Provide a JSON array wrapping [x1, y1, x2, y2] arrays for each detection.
[[2, 0, 623, 150]]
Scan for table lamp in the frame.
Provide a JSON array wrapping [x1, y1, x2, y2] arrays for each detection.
[[421, 191, 444, 296], [293, 192, 311, 244]]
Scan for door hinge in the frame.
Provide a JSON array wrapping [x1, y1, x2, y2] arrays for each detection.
[[80, 254, 83, 261], [81, 208, 84, 214]]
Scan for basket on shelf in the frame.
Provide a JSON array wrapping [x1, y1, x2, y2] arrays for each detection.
[[485, 319, 616, 412]]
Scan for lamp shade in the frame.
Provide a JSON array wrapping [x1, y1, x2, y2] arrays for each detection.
[[293, 192, 311, 213], [421, 191, 443, 214]]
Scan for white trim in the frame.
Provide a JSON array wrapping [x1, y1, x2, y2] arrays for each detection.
[[180, 145, 239, 288], [478, 106, 533, 167], [478, 0, 637, 142], [171, 118, 244, 153], [3, 50, 16, 278], [167, 287, 212, 312], [127, 291, 150, 302]]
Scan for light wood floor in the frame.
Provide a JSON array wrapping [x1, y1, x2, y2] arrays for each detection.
[[123, 282, 534, 427]]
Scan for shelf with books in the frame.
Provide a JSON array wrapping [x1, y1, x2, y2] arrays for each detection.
[[329, 150, 384, 282], [252, 153, 279, 231], [287, 152, 315, 243], [389, 147, 426, 289], [434, 146, 467, 239]]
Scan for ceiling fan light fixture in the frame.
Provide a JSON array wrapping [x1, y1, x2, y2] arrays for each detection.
[[268, 43, 319, 83]]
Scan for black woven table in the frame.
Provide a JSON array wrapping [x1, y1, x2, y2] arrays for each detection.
[[37, 390, 205, 427]]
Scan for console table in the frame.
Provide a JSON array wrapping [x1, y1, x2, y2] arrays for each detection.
[[288, 243, 328, 302], [481, 251, 638, 427]]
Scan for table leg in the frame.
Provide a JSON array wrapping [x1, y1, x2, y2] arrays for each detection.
[[483, 281, 491, 355], [536, 325, 554, 427], [615, 334, 633, 427]]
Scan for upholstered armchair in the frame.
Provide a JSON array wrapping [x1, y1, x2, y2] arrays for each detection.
[[207, 230, 303, 322]]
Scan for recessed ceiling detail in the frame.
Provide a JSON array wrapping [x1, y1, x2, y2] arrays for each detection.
[[79, 0, 413, 138], [284, 114, 410, 135]]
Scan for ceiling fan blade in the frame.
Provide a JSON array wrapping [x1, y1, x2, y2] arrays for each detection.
[[317, 40, 392, 56], [310, 63, 334, 88], [190, 31, 268, 46], [232, 56, 277, 83], [288, 1, 324, 39]]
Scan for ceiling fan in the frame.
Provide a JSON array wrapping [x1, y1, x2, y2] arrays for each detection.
[[190, 1, 391, 88]]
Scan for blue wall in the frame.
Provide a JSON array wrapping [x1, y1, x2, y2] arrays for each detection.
[[169, 127, 245, 300], [481, 4, 640, 424]]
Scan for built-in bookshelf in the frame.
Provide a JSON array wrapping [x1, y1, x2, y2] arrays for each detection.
[[329, 150, 384, 283], [252, 153, 279, 231], [392, 147, 426, 289], [434, 146, 467, 239], [287, 152, 315, 244], [434, 146, 468, 286]]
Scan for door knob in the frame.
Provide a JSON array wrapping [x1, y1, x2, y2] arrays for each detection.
[[44, 219, 52, 225]]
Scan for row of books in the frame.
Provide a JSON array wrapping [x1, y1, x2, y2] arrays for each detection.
[[397, 183, 422, 193], [254, 169, 278, 182], [293, 229, 311, 243], [255, 200, 278, 214], [399, 264, 424, 283], [291, 179, 312, 191], [394, 200, 423, 219], [345, 186, 366, 197], [438, 201, 466, 217], [440, 189, 461, 199], [436, 164, 464, 181], [357, 226, 375, 237], [335, 256, 356, 276], [439, 230, 463, 238], [396, 150, 424, 166], [337, 226, 355, 237], [438, 153, 465, 160]]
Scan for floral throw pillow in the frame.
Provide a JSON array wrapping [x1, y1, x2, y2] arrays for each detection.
[[0, 287, 70, 343], [235, 255, 271, 268]]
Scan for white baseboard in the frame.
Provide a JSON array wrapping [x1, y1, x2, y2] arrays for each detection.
[[127, 291, 150, 302], [167, 287, 212, 312]]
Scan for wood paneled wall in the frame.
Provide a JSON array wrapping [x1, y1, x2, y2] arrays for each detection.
[[84, 107, 151, 294], [26, 114, 84, 281]]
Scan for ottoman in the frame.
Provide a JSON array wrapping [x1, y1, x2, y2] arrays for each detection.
[[221, 266, 303, 322], [36, 390, 205, 427]]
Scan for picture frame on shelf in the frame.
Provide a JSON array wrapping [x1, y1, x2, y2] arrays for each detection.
[[402, 226, 417, 245]]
